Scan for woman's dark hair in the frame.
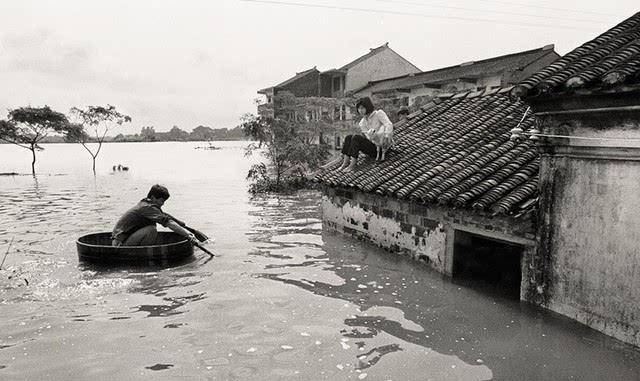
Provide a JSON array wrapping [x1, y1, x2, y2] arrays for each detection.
[[147, 184, 170, 200], [355, 97, 375, 115]]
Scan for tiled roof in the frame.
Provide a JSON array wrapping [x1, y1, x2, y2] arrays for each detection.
[[353, 45, 558, 95], [258, 67, 319, 94], [314, 88, 539, 216], [515, 12, 640, 97], [337, 43, 421, 73]]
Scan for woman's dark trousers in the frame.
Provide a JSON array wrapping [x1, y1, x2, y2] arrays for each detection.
[[342, 134, 377, 158]]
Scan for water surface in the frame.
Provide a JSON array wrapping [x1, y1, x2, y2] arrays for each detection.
[[1, 142, 639, 380]]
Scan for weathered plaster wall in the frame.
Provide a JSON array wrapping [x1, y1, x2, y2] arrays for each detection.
[[322, 187, 537, 298], [542, 156, 640, 347], [534, 107, 640, 347]]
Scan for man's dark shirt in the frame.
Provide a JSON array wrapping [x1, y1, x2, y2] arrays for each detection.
[[112, 198, 170, 242]]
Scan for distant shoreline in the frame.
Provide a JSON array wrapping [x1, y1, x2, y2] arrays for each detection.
[[0, 139, 251, 145]]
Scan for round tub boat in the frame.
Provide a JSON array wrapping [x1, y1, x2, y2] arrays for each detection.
[[77, 232, 194, 266]]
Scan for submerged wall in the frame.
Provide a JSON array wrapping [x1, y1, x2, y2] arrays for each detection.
[[533, 97, 640, 347], [322, 187, 536, 298]]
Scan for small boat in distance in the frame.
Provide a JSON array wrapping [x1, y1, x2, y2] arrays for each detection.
[[194, 141, 221, 150], [76, 232, 194, 266]]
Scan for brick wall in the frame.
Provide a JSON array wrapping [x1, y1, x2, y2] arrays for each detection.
[[322, 186, 537, 294]]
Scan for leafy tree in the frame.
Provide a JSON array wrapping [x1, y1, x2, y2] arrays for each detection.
[[191, 125, 216, 141], [0, 106, 71, 174], [140, 126, 156, 142], [241, 114, 329, 193], [67, 105, 131, 174], [239, 113, 270, 147], [163, 125, 189, 141]]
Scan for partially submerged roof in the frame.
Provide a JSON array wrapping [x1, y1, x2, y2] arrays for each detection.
[[258, 67, 319, 94], [353, 45, 558, 95], [315, 88, 539, 216], [514, 12, 640, 97]]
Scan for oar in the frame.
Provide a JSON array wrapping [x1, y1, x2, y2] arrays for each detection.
[[0, 236, 14, 270], [164, 212, 209, 242], [164, 212, 215, 257], [193, 241, 215, 257]]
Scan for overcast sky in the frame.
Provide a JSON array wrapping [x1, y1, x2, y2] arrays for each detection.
[[0, 1, 637, 132]]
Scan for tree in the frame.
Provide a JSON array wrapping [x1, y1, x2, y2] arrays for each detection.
[[141, 126, 156, 142], [240, 114, 329, 193], [0, 106, 71, 174], [190, 125, 216, 141], [164, 126, 189, 141], [68, 105, 131, 174], [239, 113, 270, 147]]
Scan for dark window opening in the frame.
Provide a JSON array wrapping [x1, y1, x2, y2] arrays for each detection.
[[333, 76, 341, 91], [452, 230, 523, 300]]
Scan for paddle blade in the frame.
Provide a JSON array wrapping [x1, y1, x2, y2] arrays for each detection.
[[194, 242, 215, 257]]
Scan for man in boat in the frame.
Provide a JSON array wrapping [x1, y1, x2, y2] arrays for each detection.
[[111, 184, 198, 246]]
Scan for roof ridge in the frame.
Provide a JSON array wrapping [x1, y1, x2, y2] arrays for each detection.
[[339, 42, 390, 70], [435, 86, 515, 99], [515, 11, 640, 96], [363, 45, 556, 87]]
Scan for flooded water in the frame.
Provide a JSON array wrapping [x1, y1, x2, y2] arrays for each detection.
[[1, 142, 639, 380]]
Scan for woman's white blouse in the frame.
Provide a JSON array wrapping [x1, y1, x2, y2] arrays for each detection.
[[358, 110, 393, 140]]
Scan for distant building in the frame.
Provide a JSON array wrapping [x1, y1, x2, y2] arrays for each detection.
[[353, 45, 559, 109], [257, 67, 321, 117], [256, 43, 421, 147], [258, 43, 420, 104], [513, 11, 640, 347], [324, 42, 421, 96]]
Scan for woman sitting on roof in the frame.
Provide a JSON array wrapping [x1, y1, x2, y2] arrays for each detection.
[[324, 97, 393, 172]]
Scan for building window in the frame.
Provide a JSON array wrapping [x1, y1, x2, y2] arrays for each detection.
[[333, 77, 341, 92]]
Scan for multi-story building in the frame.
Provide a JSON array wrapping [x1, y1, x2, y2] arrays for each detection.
[[257, 43, 421, 148], [352, 45, 559, 109]]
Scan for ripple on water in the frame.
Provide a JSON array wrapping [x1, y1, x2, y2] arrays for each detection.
[[1, 146, 639, 381]]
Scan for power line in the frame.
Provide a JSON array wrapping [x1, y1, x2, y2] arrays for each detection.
[[240, 0, 602, 31], [473, 0, 622, 18], [366, 0, 612, 24]]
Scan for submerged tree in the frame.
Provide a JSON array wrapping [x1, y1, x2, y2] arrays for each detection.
[[67, 105, 131, 174], [240, 114, 329, 193], [239, 113, 270, 148], [0, 106, 71, 174]]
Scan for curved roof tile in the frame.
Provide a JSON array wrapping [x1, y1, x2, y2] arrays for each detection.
[[314, 90, 539, 216]]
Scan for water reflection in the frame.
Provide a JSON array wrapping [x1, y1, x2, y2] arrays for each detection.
[[247, 191, 640, 380], [1, 143, 639, 380]]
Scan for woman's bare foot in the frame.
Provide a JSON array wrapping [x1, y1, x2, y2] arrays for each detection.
[[338, 156, 351, 170], [343, 157, 357, 172]]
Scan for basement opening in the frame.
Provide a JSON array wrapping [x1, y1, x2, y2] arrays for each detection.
[[452, 230, 523, 300]]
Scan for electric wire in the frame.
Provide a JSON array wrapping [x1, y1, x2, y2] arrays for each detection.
[[521, 132, 640, 142], [366, 0, 612, 25], [240, 0, 602, 31], [473, 0, 622, 18]]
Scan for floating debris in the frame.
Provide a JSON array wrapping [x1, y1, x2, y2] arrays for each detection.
[[145, 363, 174, 371]]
